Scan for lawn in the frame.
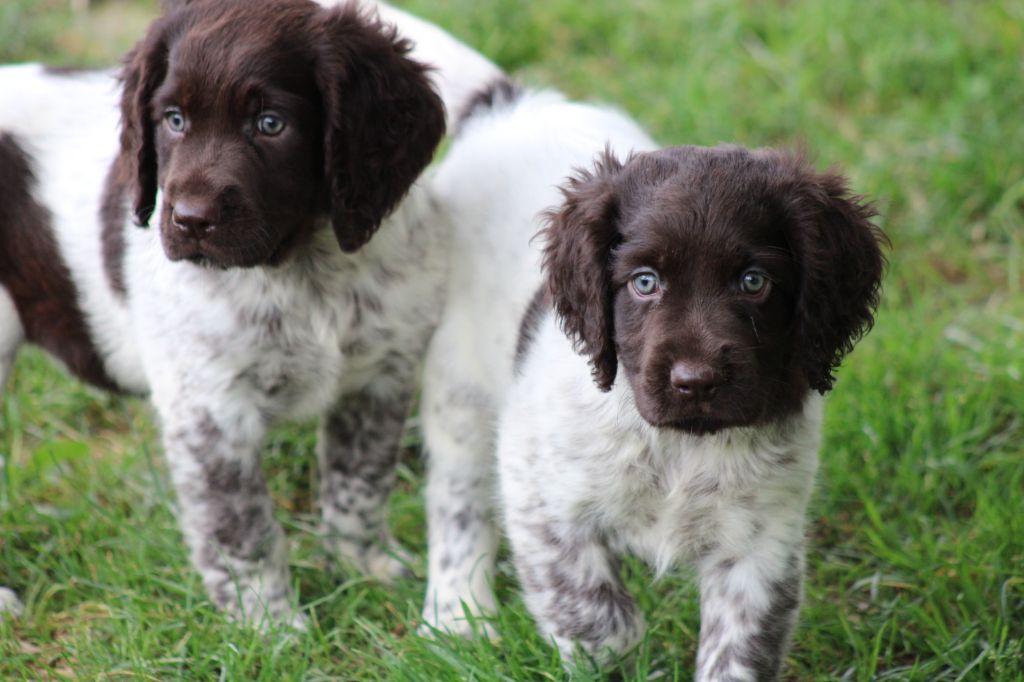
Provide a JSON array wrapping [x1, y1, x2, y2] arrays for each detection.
[[1, 0, 1022, 679]]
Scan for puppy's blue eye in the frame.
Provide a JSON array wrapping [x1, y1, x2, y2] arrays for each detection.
[[164, 108, 186, 133], [740, 270, 769, 295], [632, 271, 660, 296], [256, 113, 286, 136]]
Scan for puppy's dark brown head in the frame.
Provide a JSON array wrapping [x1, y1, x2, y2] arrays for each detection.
[[542, 145, 887, 433], [117, 0, 445, 267]]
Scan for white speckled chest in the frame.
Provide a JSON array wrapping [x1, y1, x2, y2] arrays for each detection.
[[124, 195, 446, 423], [598, 426, 816, 574], [500, 323, 823, 577]]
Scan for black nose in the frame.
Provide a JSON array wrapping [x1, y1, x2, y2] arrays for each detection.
[[171, 198, 218, 237], [670, 361, 717, 400]]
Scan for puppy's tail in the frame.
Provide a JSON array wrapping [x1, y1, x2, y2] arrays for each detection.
[[453, 77, 522, 137]]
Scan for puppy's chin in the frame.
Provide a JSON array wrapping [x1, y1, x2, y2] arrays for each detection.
[[669, 420, 731, 435], [642, 413, 738, 436], [159, 225, 281, 269], [161, 239, 263, 269], [630, 383, 760, 435]]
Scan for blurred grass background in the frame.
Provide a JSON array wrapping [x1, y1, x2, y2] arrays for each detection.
[[1, 0, 1022, 679]]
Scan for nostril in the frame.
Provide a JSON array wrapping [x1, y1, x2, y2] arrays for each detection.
[[171, 198, 219, 235], [670, 361, 717, 399]]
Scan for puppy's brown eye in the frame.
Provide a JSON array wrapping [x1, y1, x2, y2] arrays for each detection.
[[740, 270, 770, 295], [631, 271, 661, 297], [256, 113, 286, 136], [164, 108, 186, 133]]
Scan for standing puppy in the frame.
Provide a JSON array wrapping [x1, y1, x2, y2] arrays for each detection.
[[421, 84, 886, 680], [418, 85, 657, 635], [0, 0, 501, 626]]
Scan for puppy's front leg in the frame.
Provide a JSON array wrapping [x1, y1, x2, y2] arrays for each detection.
[[317, 371, 414, 582], [162, 405, 301, 629], [506, 514, 645, 667], [695, 540, 805, 682]]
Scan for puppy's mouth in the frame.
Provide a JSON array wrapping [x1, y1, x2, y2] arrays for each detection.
[[633, 381, 760, 434], [160, 222, 284, 269], [164, 239, 261, 269], [638, 403, 740, 433]]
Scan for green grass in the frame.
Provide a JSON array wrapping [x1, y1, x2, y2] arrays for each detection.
[[2, 0, 1022, 679]]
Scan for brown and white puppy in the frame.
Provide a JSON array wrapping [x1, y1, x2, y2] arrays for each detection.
[[420, 83, 886, 680], [0, 0, 502, 626]]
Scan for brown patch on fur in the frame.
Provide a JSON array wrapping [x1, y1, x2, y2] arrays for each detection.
[[455, 77, 521, 134], [0, 134, 120, 391], [514, 286, 551, 373], [101, 155, 130, 297]]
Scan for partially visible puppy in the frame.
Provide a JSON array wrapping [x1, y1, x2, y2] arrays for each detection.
[[421, 83, 886, 679], [418, 84, 656, 635], [0, 0, 501, 626]]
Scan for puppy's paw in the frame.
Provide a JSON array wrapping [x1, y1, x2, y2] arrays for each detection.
[[0, 587, 23, 619], [417, 607, 498, 640], [553, 610, 647, 674], [277, 609, 311, 635], [325, 533, 414, 584], [419, 594, 499, 640], [361, 544, 415, 583], [230, 601, 309, 635]]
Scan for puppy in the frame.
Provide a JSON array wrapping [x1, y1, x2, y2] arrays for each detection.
[[419, 84, 658, 633], [0, 0, 501, 626], [421, 83, 886, 680]]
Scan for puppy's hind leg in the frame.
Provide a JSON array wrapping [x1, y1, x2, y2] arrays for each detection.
[[0, 286, 24, 619], [418, 328, 500, 638], [317, 359, 419, 582]]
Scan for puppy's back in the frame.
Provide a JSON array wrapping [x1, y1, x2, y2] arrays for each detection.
[[429, 84, 655, 390], [0, 64, 142, 392]]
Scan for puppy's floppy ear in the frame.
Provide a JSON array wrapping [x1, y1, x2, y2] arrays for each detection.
[[119, 11, 180, 228], [541, 149, 624, 391], [775, 153, 889, 393], [313, 4, 446, 253]]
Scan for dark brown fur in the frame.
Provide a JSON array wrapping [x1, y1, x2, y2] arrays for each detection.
[[0, 134, 120, 390], [541, 145, 887, 433], [100, 156, 130, 297], [514, 286, 552, 373], [455, 77, 520, 135], [115, 0, 445, 266]]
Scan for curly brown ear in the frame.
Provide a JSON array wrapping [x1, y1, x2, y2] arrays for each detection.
[[776, 154, 889, 393], [313, 4, 446, 253], [119, 12, 179, 228], [540, 149, 624, 391]]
